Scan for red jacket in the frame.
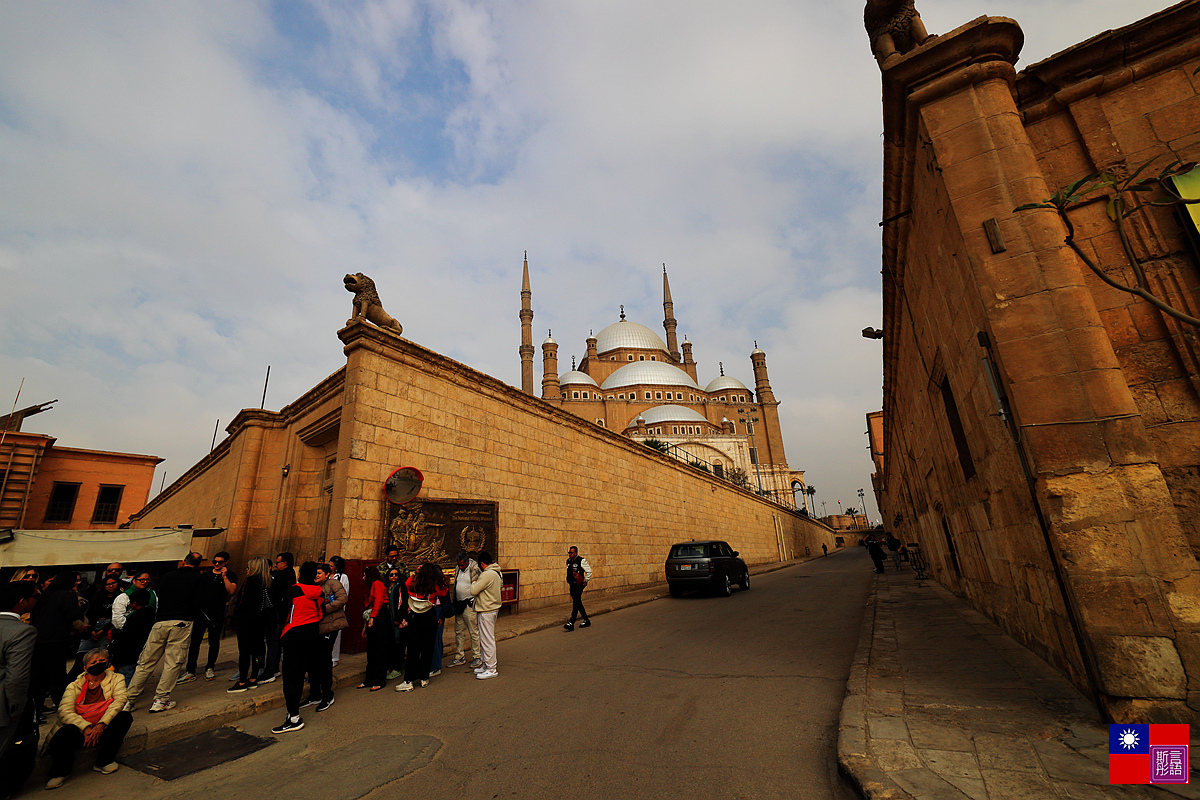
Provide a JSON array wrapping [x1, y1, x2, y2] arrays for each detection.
[[282, 584, 323, 636]]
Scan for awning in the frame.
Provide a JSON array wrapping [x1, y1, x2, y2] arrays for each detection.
[[0, 527, 221, 568]]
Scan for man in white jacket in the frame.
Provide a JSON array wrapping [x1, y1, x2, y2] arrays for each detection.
[[469, 552, 503, 681]]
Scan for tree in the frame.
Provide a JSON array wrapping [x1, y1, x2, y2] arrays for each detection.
[[805, 485, 816, 513], [727, 466, 750, 489], [844, 507, 859, 516], [1015, 158, 1200, 328]]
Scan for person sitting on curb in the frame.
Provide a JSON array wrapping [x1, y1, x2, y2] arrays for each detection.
[[42, 648, 132, 790]]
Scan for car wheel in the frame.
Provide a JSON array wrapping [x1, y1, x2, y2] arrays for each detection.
[[668, 583, 682, 597], [739, 570, 750, 591], [718, 573, 732, 597]]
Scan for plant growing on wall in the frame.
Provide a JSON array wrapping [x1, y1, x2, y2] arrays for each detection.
[[1015, 158, 1200, 328], [641, 438, 669, 453], [727, 466, 750, 489]]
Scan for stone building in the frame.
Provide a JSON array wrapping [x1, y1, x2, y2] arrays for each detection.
[[519, 256, 805, 508], [870, 2, 1200, 722]]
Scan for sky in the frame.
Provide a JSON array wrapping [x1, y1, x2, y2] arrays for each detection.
[[0, 0, 1174, 525]]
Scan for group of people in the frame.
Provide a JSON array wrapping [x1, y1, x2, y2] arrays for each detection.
[[0, 543, 595, 792], [864, 534, 905, 573], [359, 548, 503, 697]]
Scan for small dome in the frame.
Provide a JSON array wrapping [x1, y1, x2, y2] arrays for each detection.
[[559, 370, 598, 387], [595, 319, 667, 353], [705, 375, 750, 393], [626, 405, 710, 429], [543, 335, 556, 345], [600, 361, 699, 390]]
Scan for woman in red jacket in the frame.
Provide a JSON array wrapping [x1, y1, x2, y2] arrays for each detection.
[[359, 566, 406, 691], [272, 562, 324, 734]]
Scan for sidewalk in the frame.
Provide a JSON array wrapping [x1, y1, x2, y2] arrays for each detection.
[[838, 569, 1200, 800]]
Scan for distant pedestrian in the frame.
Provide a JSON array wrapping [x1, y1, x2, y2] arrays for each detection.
[[562, 546, 592, 631], [866, 537, 887, 574], [886, 534, 903, 570], [470, 552, 503, 681], [182, 551, 237, 682], [447, 551, 480, 669], [821, 543, 828, 557], [123, 552, 204, 714]]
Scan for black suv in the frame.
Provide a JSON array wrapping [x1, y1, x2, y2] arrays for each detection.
[[665, 540, 750, 597]]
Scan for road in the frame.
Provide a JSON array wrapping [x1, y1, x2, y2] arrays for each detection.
[[38, 551, 875, 800]]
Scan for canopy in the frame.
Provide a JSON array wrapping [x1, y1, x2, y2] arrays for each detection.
[[0, 527, 220, 568]]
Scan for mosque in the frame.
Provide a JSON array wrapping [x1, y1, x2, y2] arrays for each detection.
[[517, 256, 805, 509]]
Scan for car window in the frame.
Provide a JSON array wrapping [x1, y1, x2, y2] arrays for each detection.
[[669, 544, 708, 559], [712, 542, 729, 557]]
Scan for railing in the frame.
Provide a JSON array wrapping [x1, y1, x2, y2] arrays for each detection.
[[648, 441, 797, 511]]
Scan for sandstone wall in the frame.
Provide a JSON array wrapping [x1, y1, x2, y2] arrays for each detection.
[[133, 323, 834, 612]]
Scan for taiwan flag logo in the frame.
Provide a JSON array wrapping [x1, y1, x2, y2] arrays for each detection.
[[1109, 724, 1189, 784]]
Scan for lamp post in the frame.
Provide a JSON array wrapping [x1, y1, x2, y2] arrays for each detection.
[[737, 408, 765, 496], [858, 488, 866, 529]]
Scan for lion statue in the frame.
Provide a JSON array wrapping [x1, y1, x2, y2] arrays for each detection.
[[865, 0, 933, 64], [344, 272, 404, 335]]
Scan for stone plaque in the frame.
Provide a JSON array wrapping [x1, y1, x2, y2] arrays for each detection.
[[386, 498, 498, 568]]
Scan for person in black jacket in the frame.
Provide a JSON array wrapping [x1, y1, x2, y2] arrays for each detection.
[[229, 556, 272, 693], [109, 589, 154, 687], [258, 552, 296, 683], [28, 572, 84, 720], [123, 552, 204, 714]]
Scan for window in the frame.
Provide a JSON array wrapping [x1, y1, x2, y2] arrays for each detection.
[[650, 356, 656, 361], [713, 463, 724, 478], [582, 391, 589, 399], [719, 395, 726, 402], [644, 392, 651, 400], [596, 419, 606, 427], [639, 356, 645, 361], [91, 485, 124, 524], [655, 392, 662, 400], [573, 391, 580, 399], [939, 378, 976, 480], [628, 355, 634, 361], [45, 482, 81, 523], [665, 392, 672, 400], [610, 357, 616, 361], [607, 395, 614, 400], [618, 393, 625, 399], [750, 448, 759, 465]]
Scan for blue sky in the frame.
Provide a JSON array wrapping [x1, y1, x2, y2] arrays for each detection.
[[0, 0, 1173, 523]]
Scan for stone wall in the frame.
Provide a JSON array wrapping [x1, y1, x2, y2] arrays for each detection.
[[875, 8, 1200, 722], [133, 322, 834, 612]]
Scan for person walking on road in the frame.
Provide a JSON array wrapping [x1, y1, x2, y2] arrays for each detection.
[[563, 546, 592, 631], [447, 551, 480, 669], [470, 552, 502, 681], [885, 534, 904, 570], [272, 562, 325, 734], [866, 537, 887, 574], [123, 552, 204, 714]]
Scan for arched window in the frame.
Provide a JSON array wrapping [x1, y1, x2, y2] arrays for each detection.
[[644, 392, 652, 400], [572, 391, 579, 399], [628, 355, 634, 361], [655, 392, 662, 400], [596, 419, 606, 427]]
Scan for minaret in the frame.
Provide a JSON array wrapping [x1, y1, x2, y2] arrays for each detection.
[[519, 252, 535, 395], [662, 264, 680, 363], [750, 341, 776, 404], [541, 331, 561, 401], [681, 335, 696, 381], [749, 341, 787, 466]]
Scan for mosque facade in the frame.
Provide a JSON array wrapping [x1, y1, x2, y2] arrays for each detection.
[[518, 257, 805, 509]]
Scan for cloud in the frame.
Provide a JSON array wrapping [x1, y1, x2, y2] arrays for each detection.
[[0, 0, 1172, 522]]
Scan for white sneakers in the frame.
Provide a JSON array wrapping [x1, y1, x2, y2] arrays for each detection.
[[395, 681, 414, 692], [93, 763, 119, 775], [476, 669, 498, 680], [149, 699, 177, 713]]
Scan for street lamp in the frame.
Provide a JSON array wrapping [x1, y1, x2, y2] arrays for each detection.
[[858, 488, 866, 529], [737, 408, 765, 496]]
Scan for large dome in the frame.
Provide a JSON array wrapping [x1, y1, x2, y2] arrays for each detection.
[[627, 405, 710, 428], [705, 375, 750, 394], [559, 370, 598, 387], [600, 361, 699, 390], [595, 319, 667, 353]]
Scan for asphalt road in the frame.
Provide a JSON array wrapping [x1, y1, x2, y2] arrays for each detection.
[[36, 551, 874, 800]]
